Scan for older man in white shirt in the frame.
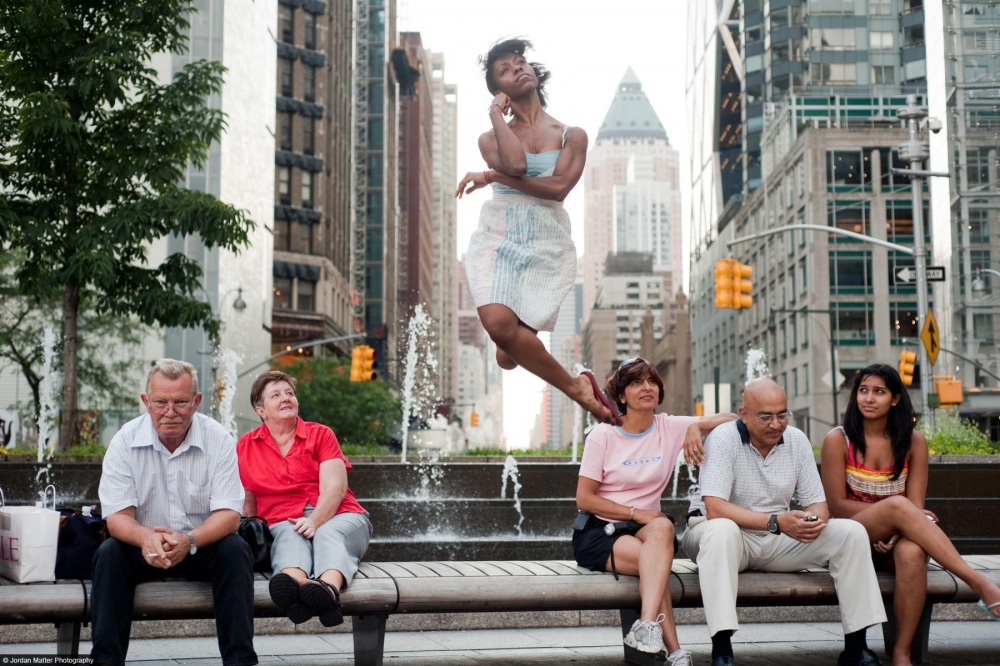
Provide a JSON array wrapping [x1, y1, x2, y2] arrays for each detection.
[[90, 359, 257, 666], [682, 378, 885, 666]]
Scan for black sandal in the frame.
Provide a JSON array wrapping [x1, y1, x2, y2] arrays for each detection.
[[299, 578, 343, 627], [268, 572, 313, 624]]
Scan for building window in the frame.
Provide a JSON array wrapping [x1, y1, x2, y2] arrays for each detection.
[[279, 58, 293, 97], [303, 65, 316, 102], [872, 65, 895, 85], [304, 12, 316, 50], [890, 303, 920, 343], [278, 111, 292, 151], [278, 167, 291, 204], [303, 116, 314, 155], [301, 170, 313, 209], [834, 305, 874, 345], [810, 28, 856, 51], [830, 252, 872, 292], [297, 279, 316, 311], [827, 150, 867, 190], [829, 201, 870, 236], [273, 276, 292, 309], [279, 6, 294, 43], [811, 63, 857, 84], [904, 25, 925, 48], [273, 219, 290, 252], [870, 32, 894, 50], [293, 221, 313, 254]]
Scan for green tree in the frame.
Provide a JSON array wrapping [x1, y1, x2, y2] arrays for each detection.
[[0, 251, 147, 427], [0, 2, 254, 448], [287, 357, 403, 448]]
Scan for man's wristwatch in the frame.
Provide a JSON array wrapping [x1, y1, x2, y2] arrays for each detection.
[[767, 514, 781, 535], [185, 531, 198, 555]]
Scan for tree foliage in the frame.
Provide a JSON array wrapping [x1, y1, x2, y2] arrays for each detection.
[[0, 2, 254, 447], [286, 357, 403, 448], [0, 251, 146, 424]]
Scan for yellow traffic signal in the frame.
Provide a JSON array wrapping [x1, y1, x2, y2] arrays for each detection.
[[899, 349, 917, 387], [470, 411, 479, 427], [359, 345, 376, 381], [714, 259, 734, 309], [730, 260, 753, 310], [350, 345, 365, 381]]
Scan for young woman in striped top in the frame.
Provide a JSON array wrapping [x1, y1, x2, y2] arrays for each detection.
[[821, 363, 1000, 666]]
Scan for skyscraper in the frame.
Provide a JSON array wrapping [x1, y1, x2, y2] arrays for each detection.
[[685, 0, 1000, 438], [583, 68, 681, 371]]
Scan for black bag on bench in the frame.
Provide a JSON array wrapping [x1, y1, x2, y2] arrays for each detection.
[[56, 507, 107, 580], [239, 516, 274, 573]]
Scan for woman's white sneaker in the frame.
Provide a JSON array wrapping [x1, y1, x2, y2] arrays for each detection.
[[667, 648, 693, 666], [623, 614, 666, 654]]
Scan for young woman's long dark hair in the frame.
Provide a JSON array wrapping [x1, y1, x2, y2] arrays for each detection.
[[842, 363, 915, 479]]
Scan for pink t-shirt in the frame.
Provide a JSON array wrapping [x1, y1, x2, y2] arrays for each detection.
[[579, 413, 697, 521]]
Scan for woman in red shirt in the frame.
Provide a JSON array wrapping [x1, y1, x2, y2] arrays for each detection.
[[237, 370, 372, 627]]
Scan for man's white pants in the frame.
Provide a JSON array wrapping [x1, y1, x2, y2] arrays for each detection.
[[681, 517, 887, 636]]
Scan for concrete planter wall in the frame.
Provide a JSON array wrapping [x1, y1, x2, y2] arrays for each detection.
[[3, 457, 998, 560]]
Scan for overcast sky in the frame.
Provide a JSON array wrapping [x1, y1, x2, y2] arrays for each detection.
[[399, 1, 691, 448]]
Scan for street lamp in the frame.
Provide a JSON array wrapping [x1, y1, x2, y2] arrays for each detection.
[[769, 307, 839, 424], [972, 268, 1000, 295]]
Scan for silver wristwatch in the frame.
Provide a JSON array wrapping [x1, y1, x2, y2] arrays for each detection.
[[186, 531, 198, 555]]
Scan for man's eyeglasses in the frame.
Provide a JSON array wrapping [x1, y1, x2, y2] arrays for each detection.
[[149, 400, 194, 414], [619, 357, 647, 370], [754, 411, 793, 425]]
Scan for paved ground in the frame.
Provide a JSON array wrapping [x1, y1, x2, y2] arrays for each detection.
[[2, 621, 1000, 665]]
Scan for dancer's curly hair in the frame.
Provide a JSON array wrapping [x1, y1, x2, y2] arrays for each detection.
[[480, 38, 551, 108]]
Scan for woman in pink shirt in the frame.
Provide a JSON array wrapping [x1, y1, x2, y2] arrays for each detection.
[[573, 358, 735, 665]]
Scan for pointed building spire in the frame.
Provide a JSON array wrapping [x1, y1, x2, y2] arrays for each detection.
[[597, 68, 668, 143]]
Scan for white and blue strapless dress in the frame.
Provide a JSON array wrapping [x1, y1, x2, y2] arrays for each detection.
[[464, 130, 577, 332]]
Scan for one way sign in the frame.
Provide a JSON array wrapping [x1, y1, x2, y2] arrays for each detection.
[[895, 266, 946, 283]]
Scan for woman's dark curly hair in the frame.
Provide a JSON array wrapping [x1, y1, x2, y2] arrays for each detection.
[[480, 38, 551, 108], [842, 363, 915, 479], [605, 358, 664, 416]]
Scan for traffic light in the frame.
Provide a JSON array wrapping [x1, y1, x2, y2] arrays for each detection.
[[350, 345, 365, 381], [730, 260, 753, 310], [359, 344, 376, 381], [714, 259, 734, 309], [899, 349, 917, 387], [470, 411, 479, 427]]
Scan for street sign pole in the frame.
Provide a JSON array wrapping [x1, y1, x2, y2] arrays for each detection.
[[898, 95, 932, 426]]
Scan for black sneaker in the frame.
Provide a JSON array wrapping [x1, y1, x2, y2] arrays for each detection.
[[299, 578, 343, 627], [268, 572, 312, 624]]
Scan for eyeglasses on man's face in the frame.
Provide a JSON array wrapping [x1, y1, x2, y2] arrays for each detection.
[[753, 410, 793, 425], [149, 399, 194, 414]]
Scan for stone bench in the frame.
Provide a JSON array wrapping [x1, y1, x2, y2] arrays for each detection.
[[2, 555, 999, 666]]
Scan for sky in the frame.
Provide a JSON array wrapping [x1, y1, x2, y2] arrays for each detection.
[[399, 1, 691, 448]]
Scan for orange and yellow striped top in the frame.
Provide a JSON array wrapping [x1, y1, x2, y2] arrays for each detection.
[[840, 426, 908, 503]]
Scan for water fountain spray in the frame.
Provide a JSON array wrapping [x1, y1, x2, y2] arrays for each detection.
[[37, 326, 61, 463]]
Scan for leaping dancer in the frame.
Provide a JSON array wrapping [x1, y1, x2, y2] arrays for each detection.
[[456, 38, 620, 426]]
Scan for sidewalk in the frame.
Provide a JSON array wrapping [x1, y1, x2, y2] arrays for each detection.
[[2, 621, 999, 665]]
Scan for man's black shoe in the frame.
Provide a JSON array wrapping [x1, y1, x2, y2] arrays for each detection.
[[712, 657, 736, 666], [837, 648, 882, 666]]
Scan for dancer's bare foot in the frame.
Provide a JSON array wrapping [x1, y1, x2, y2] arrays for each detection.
[[569, 373, 619, 425], [496, 348, 518, 370]]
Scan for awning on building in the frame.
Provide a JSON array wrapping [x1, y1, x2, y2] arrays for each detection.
[[273, 261, 320, 282]]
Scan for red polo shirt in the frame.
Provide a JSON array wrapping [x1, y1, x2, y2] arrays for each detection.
[[236, 417, 365, 525]]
